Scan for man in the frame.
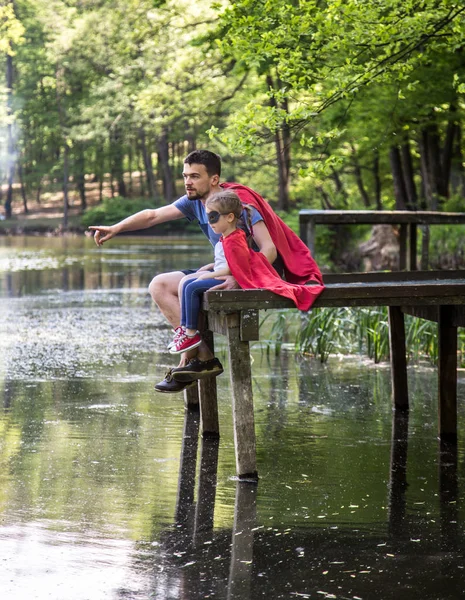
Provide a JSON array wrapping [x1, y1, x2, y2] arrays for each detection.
[[89, 149, 323, 393]]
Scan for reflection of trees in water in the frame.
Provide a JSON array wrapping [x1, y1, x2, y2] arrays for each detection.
[[3, 377, 15, 410], [0, 237, 214, 380], [124, 404, 462, 600], [0, 377, 189, 534], [256, 353, 290, 443], [388, 410, 409, 538], [297, 355, 394, 412], [127, 407, 257, 600], [439, 441, 458, 552]]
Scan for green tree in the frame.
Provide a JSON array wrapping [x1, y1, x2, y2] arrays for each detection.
[[210, 0, 465, 210]]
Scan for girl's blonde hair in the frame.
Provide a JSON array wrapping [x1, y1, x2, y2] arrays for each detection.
[[206, 190, 254, 241]]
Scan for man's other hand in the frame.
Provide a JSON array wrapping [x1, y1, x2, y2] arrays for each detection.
[[209, 275, 240, 291], [88, 225, 116, 246]]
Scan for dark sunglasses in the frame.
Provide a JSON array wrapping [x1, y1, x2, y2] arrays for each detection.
[[207, 210, 231, 224]]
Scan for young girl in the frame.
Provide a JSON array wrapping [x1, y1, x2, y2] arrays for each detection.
[[169, 189, 325, 356], [169, 190, 253, 354]]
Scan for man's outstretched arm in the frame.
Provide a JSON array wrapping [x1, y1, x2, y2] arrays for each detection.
[[88, 204, 185, 246]]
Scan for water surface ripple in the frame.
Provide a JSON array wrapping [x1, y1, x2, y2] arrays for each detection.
[[0, 236, 464, 599]]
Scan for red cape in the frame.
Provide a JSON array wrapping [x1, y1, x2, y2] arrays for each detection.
[[222, 229, 324, 311], [221, 182, 324, 286]]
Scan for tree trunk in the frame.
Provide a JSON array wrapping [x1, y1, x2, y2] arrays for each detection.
[[5, 161, 14, 219], [421, 226, 430, 270], [96, 145, 105, 202], [75, 145, 87, 210], [274, 128, 290, 210], [63, 142, 69, 229], [139, 127, 156, 199], [425, 123, 444, 207], [5, 54, 15, 219], [450, 124, 465, 197], [157, 129, 176, 201], [266, 74, 290, 211], [418, 130, 431, 209], [176, 140, 184, 173], [56, 64, 69, 229], [169, 141, 177, 187], [330, 167, 348, 207], [18, 162, 28, 213], [389, 146, 407, 210], [373, 149, 382, 210], [351, 144, 370, 207], [442, 105, 457, 198], [138, 149, 146, 197], [317, 186, 334, 210], [128, 144, 133, 196], [400, 140, 417, 209], [186, 129, 196, 154], [280, 94, 291, 210], [110, 128, 127, 197]]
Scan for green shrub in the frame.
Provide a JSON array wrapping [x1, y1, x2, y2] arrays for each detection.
[[262, 307, 465, 367], [428, 223, 465, 269], [80, 196, 200, 234], [276, 208, 300, 233], [80, 197, 156, 227]]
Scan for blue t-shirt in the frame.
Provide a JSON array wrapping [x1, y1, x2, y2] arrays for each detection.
[[173, 194, 263, 247]]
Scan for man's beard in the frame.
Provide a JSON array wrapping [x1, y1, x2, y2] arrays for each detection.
[[186, 189, 207, 201]]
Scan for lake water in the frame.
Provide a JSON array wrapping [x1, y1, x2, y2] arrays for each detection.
[[0, 235, 464, 599]]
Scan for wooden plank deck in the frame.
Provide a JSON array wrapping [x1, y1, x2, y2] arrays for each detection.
[[191, 272, 465, 480], [203, 279, 465, 310]]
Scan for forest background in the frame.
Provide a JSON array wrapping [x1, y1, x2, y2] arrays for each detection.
[[2, 0, 465, 269]]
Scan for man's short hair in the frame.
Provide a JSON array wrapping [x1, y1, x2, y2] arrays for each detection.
[[184, 150, 221, 177]]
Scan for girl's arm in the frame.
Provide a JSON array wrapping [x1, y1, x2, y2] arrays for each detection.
[[196, 266, 231, 280], [197, 263, 215, 272]]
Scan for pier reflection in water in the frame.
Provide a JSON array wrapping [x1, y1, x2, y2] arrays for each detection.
[[0, 236, 464, 599], [139, 402, 463, 600]]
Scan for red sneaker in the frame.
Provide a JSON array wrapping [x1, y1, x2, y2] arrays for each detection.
[[168, 326, 185, 350], [169, 332, 202, 354]]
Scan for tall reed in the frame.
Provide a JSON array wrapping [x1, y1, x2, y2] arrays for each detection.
[[259, 307, 465, 366]]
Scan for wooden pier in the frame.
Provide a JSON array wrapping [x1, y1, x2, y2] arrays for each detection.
[[299, 210, 465, 270], [186, 270, 465, 480]]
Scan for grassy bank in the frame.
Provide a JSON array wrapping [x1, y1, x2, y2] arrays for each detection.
[[0, 214, 84, 235]]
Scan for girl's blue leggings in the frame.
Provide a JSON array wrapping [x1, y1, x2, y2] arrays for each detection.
[[181, 277, 221, 330]]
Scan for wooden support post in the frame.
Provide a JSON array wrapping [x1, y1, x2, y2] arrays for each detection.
[[227, 482, 257, 600], [388, 306, 409, 410], [183, 384, 199, 409], [174, 409, 199, 529], [399, 224, 407, 270], [198, 328, 220, 438], [388, 410, 409, 537], [438, 306, 457, 443], [420, 224, 429, 270], [439, 440, 458, 550], [408, 224, 417, 270], [299, 217, 308, 247], [193, 438, 219, 546], [300, 219, 315, 255], [227, 313, 258, 480]]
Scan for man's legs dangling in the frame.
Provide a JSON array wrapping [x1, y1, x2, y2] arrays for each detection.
[[149, 271, 215, 364]]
